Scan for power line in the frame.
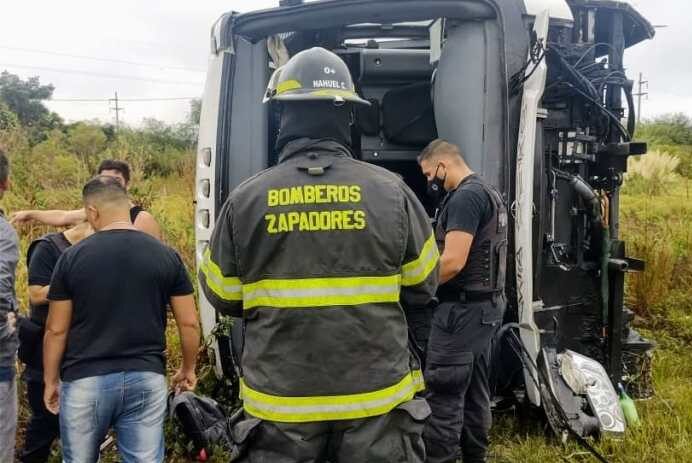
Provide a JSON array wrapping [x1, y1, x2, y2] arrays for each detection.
[[110, 92, 123, 131], [0, 63, 203, 86], [633, 72, 648, 124], [49, 96, 198, 102], [0, 45, 206, 73]]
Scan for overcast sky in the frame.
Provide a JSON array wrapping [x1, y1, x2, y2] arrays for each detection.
[[0, 0, 688, 126]]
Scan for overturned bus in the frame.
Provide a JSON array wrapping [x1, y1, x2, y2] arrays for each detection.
[[195, 0, 655, 440]]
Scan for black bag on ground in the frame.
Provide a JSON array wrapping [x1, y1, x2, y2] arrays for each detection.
[[169, 391, 231, 455]]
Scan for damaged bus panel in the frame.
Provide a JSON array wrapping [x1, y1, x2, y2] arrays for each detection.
[[195, 0, 655, 441]]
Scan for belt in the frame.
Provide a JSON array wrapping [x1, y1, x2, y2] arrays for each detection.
[[438, 290, 500, 303]]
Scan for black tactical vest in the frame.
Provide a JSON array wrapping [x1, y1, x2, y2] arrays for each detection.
[[26, 232, 71, 324], [435, 175, 508, 294]]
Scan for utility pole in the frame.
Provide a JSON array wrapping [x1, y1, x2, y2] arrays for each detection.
[[633, 72, 648, 124], [109, 91, 124, 131]]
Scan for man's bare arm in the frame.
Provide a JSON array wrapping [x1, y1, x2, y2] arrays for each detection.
[[11, 209, 86, 227], [170, 294, 200, 391], [29, 285, 50, 306], [134, 211, 162, 240], [439, 231, 474, 284], [43, 299, 73, 414]]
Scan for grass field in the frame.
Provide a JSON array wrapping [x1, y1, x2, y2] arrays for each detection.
[[4, 147, 691, 462], [489, 331, 692, 462]]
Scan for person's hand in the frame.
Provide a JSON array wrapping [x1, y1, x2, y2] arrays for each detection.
[[171, 368, 197, 394], [7, 312, 16, 334], [44, 380, 60, 415], [9, 211, 33, 226]]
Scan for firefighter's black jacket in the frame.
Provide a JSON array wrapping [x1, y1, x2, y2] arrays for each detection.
[[200, 138, 439, 423]]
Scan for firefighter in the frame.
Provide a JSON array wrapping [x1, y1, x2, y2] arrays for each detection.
[[199, 47, 439, 462], [418, 139, 508, 463]]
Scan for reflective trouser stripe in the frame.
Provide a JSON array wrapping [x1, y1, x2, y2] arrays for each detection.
[[401, 233, 440, 286], [199, 248, 242, 302], [242, 275, 401, 310], [240, 370, 425, 423]]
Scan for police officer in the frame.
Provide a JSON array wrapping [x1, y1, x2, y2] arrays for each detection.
[[199, 47, 439, 462], [418, 139, 507, 463]]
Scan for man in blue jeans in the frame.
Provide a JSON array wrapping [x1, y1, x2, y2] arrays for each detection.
[[0, 149, 19, 462], [43, 175, 200, 463]]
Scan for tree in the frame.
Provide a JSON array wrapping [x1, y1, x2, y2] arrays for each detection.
[[0, 101, 19, 130], [141, 118, 184, 149], [0, 71, 63, 144], [174, 98, 201, 149], [66, 123, 107, 172], [637, 113, 692, 146], [189, 98, 201, 126]]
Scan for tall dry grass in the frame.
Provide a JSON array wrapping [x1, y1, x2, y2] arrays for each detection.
[[620, 179, 691, 321], [623, 150, 681, 196]]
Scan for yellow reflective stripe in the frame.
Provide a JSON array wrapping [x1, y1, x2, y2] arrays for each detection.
[[401, 233, 439, 286], [240, 371, 422, 422], [200, 248, 242, 302], [276, 79, 302, 94], [412, 368, 425, 392], [310, 89, 359, 98], [243, 275, 401, 310]]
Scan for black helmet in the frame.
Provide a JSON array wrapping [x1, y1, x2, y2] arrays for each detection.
[[263, 47, 370, 106]]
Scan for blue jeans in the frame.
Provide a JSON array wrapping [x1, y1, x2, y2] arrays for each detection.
[[0, 370, 17, 463], [60, 371, 167, 463]]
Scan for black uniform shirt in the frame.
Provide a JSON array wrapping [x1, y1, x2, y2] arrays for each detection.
[[441, 174, 493, 237], [28, 233, 71, 289], [25, 233, 71, 380], [437, 174, 497, 296]]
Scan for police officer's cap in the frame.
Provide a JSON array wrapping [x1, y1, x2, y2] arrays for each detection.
[[263, 47, 370, 107]]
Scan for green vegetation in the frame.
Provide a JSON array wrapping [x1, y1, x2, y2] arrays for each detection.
[[1, 73, 691, 461], [635, 113, 692, 178]]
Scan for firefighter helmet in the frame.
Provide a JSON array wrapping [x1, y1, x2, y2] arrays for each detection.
[[263, 47, 370, 106]]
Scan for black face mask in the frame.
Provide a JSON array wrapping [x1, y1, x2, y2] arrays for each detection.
[[426, 164, 447, 203]]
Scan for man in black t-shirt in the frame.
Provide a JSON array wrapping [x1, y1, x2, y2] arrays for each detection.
[[417, 140, 507, 463], [19, 223, 91, 463], [43, 176, 200, 463]]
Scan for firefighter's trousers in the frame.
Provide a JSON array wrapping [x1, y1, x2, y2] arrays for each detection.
[[229, 397, 430, 462], [422, 296, 505, 463]]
